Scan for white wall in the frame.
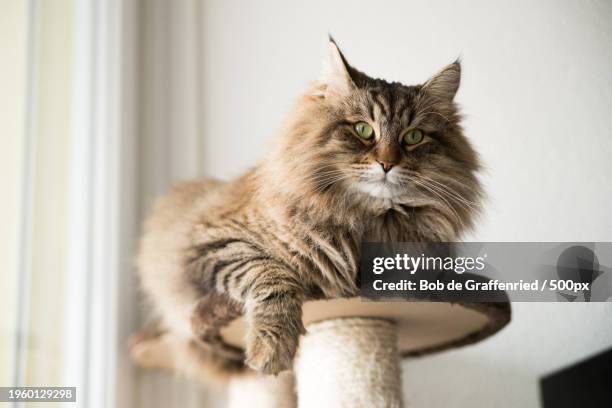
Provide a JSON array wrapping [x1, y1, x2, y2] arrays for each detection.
[[192, 1, 612, 407]]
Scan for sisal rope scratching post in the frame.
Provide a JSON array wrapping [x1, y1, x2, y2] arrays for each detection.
[[294, 318, 402, 408]]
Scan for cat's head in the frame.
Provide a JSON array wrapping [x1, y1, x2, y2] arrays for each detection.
[[262, 38, 482, 235]]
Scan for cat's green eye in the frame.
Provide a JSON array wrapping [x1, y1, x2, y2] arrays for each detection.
[[402, 129, 424, 146], [354, 122, 374, 140]]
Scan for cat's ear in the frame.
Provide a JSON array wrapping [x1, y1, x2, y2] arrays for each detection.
[[320, 36, 355, 97], [422, 60, 461, 102]]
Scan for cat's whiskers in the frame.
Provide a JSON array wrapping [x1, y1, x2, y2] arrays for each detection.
[[406, 172, 480, 209], [311, 170, 348, 184], [422, 181, 477, 213], [311, 171, 353, 193], [397, 170, 480, 211], [407, 176, 465, 227]]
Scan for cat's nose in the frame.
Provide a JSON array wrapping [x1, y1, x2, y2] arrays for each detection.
[[378, 161, 394, 173]]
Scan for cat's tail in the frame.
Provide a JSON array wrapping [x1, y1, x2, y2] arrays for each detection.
[[129, 325, 249, 384]]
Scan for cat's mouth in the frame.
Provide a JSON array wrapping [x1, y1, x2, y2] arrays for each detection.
[[352, 175, 430, 208], [351, 165, 429, 203], [353, 178, 402, 199]]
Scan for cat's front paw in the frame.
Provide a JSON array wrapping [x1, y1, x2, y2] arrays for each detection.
[[245, 317, 304, 375]]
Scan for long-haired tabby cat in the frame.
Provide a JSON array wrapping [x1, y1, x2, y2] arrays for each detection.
[[130, 38, 482, 380]]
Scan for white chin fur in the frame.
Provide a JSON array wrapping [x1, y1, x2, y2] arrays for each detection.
[[354, 164, 402, 199], [354, 181, 399, 199]]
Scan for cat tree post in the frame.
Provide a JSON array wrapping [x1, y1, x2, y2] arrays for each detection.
[[221, 298, 511, 407], [294, 318, 403, 407], [227, 318, 402, 408]]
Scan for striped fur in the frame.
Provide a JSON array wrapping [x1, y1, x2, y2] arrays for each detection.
[[133, 40, 482, 377]]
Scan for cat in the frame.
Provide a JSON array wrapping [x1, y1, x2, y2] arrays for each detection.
[[130, 37, 482, 379]]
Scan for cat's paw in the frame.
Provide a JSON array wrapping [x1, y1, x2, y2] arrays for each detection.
[[245, 318, 304, 375]]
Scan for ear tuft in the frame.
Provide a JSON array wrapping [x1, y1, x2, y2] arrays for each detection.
[[422, 61, 461, 102], [320, 36, 355, 97]]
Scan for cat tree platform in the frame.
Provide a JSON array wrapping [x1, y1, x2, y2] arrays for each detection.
[[224, 298, 511, 408]]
